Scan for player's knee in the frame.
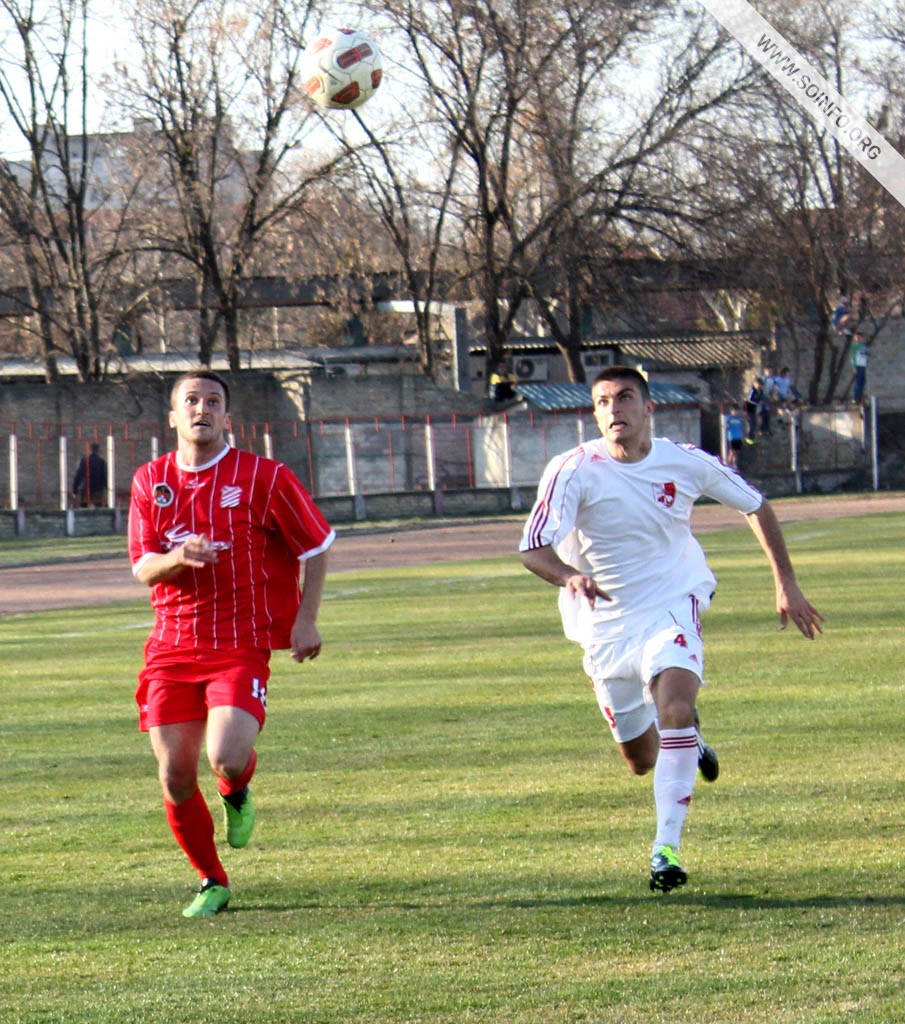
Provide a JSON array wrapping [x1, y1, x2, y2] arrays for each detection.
[[657, 699, 696, 730], [208, 751, 246, 783], [652, 688, 697, 730], [158, 764, 197, 803], [618, 724, 659, 775]]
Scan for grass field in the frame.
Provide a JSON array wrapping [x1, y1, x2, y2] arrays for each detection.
[[0, 534, 127, 567], [2, 511, 904, 1023]]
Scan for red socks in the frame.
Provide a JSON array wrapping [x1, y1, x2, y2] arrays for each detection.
[[164, 789, 228, 888], [216, 749, 257, 798], [164, 752, 258, 886]]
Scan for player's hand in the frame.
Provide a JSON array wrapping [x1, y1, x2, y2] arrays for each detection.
[[178, 533, 222, 567], [777, 584, 824, 639], [290, 619, 322, 663], [565, 573, 611, 609]]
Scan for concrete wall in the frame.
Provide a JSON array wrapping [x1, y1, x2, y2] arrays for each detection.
[[0, 363, 889, 523], [0, 371, 489, 504], [0, 370, 488, 436]]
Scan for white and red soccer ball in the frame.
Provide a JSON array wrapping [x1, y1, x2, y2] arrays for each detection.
[[300, 27, 383, 110]]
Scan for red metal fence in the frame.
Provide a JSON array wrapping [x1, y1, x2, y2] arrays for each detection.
[[0, 404, 875, 511]]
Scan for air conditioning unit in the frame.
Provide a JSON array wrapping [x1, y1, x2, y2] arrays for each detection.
[[513, 356, 549, 381], [581, 350, 616, 373]]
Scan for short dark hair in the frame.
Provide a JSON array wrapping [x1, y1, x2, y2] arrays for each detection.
[[170, 368, 230, 411], [592, 365, 650, 402]]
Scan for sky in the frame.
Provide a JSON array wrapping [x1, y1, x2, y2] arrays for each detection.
[[0, 1, 138, 156]]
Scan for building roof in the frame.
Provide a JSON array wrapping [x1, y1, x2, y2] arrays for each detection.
[[515, 381, 699, 412], [0, 345, 417, 380], [471, 331, 765, 370], [616, 333, 763, 370]]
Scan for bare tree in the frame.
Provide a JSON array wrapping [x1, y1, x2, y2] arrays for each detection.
[[525, 3, 761, 380], [116, 0, 358, 370], [688, 0, 905, 402], [0, 0, 131, 380], [370, 0, 760, 383], [331, 78, 463, 379]]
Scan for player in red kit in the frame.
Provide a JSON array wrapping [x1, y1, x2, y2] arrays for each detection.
[[128, 369, 334, 917]]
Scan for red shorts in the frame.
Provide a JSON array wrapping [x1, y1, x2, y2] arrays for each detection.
[[136, 639, 271, 732]]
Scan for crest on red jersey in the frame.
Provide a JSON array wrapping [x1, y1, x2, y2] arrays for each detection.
[[153, 482, 174, 507], [654, 481, 677, 508]]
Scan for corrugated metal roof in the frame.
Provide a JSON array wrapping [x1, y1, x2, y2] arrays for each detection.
[[617, 336, 758, 370], [471, 331, 764, 369], [515, 383, 592, 411], [647, 381, 701, 405], [515, 381, 698, 411]]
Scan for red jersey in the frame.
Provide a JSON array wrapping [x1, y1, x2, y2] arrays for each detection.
[[128, 446, 335, 651]]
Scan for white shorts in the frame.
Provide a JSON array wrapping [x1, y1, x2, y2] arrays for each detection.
[[583, 597, 706, 745]]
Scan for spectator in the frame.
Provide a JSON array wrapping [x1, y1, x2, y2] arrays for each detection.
[[72, 442, 107, 507], [724, 403, 745, 467], [744, 378, 764, 444], [772, 367, 801, 410], [832, 293, 850, 332], [851, 332, 871, 405], [488, 360, 517, 402]]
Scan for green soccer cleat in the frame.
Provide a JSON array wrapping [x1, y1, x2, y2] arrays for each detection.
[[220, 788, 255, 848], [182, 879, 231, 918], [649, 845, 688, 893]]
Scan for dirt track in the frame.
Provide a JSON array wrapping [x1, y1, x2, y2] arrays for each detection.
[[1, 492, 903, 617]]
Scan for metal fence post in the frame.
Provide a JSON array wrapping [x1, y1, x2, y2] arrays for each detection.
[[719, 406, 728, 464], [9, 432, 18, 511], [870, 397, 879, 491], [344, 420, 365, 519], [424, 418, 437, 491], [790, 410, 802, 493], [502, 414, 522, 510], [424, 417, 444, 513], [59, 435, 69, 511], [106, 433, 115, 509]]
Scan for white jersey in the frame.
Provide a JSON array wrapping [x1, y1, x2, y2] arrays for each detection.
[[519, 436, 763, 646]]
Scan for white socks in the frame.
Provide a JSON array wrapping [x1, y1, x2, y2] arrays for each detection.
[[653, 727, 699, 850]]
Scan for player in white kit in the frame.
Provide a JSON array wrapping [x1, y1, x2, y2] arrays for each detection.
[[520, 366, 823, 893]]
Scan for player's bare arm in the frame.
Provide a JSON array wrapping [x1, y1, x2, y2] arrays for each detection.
[[520, 544, 611, 608], [134, 534, 222, 587], [290, 551, 329, 662], [745, 501, 824, 639]]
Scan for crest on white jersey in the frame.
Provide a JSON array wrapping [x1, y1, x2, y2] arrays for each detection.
[[653, 481, 677, 508], [220, 485, 242, 508]]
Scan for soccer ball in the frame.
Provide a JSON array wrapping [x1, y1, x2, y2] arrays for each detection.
[[300, 27, 383, 110]]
